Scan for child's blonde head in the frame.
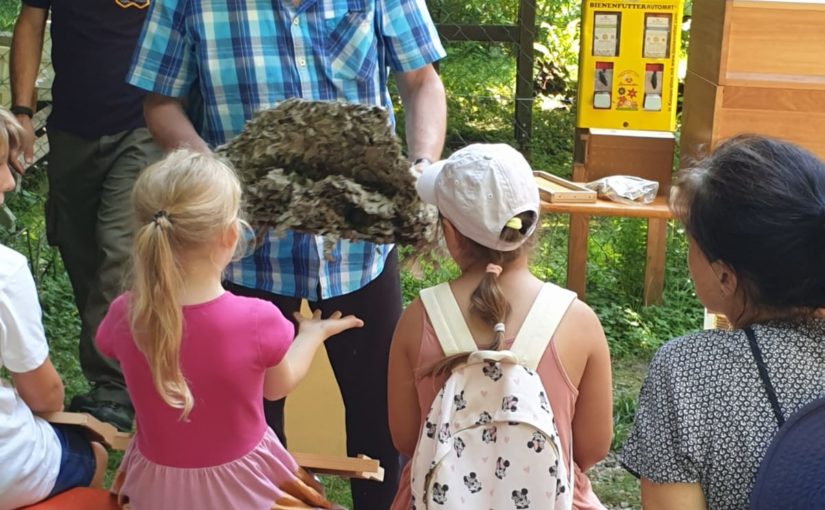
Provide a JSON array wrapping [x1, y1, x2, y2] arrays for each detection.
[[129, 149, 244, 420], [0, 108, 25, 157]]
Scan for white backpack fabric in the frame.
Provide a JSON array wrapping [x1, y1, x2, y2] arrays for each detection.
[[411, 282, 577, 510]]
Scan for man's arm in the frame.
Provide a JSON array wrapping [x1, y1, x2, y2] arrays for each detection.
[[9, 5, 48, 173], [143, 93, 210, 153], [394, 64, 446, 168]]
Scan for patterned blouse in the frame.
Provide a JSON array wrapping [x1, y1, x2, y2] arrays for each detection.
[[622, 319, 825, 509]]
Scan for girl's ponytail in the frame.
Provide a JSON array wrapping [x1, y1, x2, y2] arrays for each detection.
[[130, 210, 192, 420], [469, 261, 510, 353], [422, 211, 536, 377]]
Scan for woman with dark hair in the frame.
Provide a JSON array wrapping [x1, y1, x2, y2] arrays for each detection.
[[622, 135, 825, 509]]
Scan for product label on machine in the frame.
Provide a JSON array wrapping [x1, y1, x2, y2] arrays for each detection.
[[643, 14, 671, 58], [590, 2, 674, 10], [593, 13, 620, 56], [615, 70, 641, 110], [588, 2, 676, 11]]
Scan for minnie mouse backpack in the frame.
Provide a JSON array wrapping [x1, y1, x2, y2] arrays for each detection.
[[410, 281, 576, 510]]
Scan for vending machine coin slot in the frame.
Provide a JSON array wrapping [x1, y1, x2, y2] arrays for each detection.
[[594, 62, 614, 109], [644, 63, 664, 111]]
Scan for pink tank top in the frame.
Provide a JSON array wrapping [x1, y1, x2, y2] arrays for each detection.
[[390, 309, 605, 510]]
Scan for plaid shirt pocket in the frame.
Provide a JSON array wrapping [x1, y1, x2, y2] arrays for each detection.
[[322, 0, 377, 84]]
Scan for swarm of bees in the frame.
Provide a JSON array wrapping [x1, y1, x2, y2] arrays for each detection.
[[217, 99, 437, 257]]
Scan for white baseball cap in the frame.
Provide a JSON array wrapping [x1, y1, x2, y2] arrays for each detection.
[[416, 143, 540, 251]]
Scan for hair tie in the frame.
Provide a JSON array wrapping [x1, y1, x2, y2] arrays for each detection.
[[152, 210, 170, 226], [485, 263, 503, 277], [493, 322, 505, 333], [505, 217, 523, 230]]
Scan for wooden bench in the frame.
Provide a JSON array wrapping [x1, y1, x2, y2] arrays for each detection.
[[18, 488, 119, 510], [19, 411, 383, 509], [39, 411, 383, 480]]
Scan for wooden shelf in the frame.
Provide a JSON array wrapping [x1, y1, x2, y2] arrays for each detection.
[[541, 195, 672, 219]]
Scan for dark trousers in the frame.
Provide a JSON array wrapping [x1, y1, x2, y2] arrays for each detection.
[[225, 250, 402, 510], [46, 127, 161, 407]]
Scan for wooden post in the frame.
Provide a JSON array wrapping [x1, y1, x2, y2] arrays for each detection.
[[643, 218, 667, 305], [566, 214, 590, 299], [515, 0, 536, 154]]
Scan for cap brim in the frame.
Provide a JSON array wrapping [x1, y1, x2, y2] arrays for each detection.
[[416, 159, 447, 205]]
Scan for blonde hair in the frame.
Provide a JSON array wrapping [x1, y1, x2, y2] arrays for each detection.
[[129, 149, 245, 420], [0, 108, 26, 157], [423, 211, 538, 376]]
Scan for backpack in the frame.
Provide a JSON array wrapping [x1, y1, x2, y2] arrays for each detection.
[[410, 281, 577, 510], [746, 327, 825, 510]]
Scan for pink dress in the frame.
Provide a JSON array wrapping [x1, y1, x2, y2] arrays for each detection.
[[390, 308, 606, 510], [97, 292, 334, 510]]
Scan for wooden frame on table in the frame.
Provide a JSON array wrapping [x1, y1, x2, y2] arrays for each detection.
[[533, 171, 597, 204]]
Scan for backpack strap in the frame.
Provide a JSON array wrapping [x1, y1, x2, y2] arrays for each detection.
[[419, 283, 478, 356], [511, 283, 577, 370], [745, 327, 786, 427]]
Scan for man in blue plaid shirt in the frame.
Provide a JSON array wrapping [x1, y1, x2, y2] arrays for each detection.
[[127, 0, 446, 507]]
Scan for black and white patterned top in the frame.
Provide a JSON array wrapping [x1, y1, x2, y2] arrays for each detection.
[[622, 319, 825, 509]]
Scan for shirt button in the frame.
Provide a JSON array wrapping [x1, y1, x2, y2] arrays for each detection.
[[293, 16, 300, 25], [298, 57, 307, 67]]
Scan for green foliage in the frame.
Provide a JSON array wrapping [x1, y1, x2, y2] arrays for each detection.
[[400, 245, 459, 306], [0, 0, 18, 31], [583, 218, 703, 359], [534, 1, 582, 94], [427, 0, 518, 24], [321, 476, 353, 509], [0, 162, 85, 405], [529, 107, 576, 174]]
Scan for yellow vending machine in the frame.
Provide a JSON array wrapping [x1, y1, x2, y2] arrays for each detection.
[[573, 0, 684, 189]]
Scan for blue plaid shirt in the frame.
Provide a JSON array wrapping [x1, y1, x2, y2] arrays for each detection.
[[128, 0, 445, 299]]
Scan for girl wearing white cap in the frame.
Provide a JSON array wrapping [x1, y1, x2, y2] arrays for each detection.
[[388, 143, 613, 510]]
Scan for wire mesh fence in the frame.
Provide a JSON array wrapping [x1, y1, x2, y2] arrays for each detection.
[[0, 27, 53, 107], [426, 0, 538, 152], [0, 26, 53, 170]]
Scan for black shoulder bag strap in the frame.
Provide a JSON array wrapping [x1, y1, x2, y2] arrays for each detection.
[[744, 327, 786, 428]]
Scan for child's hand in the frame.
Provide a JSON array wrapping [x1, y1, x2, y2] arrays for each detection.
[[293, 309, 363, 340]]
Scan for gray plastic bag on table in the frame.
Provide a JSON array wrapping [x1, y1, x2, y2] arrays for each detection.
[[585, 175, 659, 205]]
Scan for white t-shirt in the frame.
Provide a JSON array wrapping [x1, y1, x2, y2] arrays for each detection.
[[0, 245, 60, 510]]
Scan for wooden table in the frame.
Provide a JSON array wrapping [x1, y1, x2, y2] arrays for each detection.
[[541, 195, 672, 305]]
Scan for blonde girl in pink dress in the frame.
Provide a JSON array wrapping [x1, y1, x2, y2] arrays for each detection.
[[96, 149, 362, 510], [388, 144, 614, 510]]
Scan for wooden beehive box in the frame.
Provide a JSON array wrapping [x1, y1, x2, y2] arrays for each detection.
[[573, 128, 675, 196], [681, 0, 825, 163]]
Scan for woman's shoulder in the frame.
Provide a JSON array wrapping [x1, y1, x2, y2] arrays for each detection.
[[648, 328, 747, 381]]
